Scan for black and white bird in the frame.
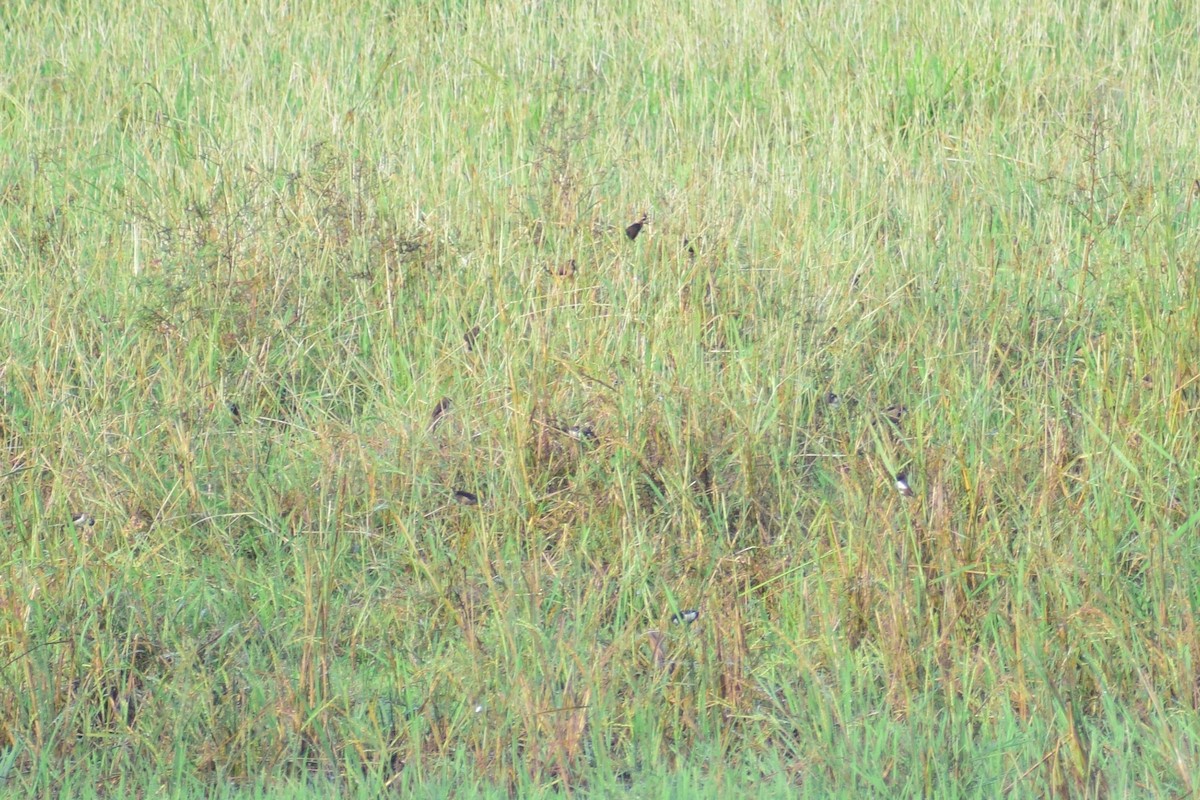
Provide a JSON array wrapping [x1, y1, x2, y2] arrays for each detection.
[[894, 472, 914, 498]]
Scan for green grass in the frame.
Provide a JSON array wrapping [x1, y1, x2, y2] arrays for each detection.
[[3, 0, 1200, 796]]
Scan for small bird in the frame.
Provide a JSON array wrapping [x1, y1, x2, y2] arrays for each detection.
[[825, 392, 840, 406], [884, 404, 907, 424], [228, 402, 242, 425], [429, 397, 451, 432], [72, 512, 95, 527], [453, 489, 479, 506], [625, 213, 648, 240], [464, 325, 481, 352], [551, 258, 577, 277], [565, 423, 597, 444], [672, 609, 700, 624], [894, 472, 914, 498]]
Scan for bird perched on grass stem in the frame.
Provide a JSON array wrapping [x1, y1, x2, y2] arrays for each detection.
[[625, 213, 648, 240]]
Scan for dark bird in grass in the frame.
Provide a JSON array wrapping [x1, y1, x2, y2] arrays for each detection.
[[454, 489, 479, 506], [672, 609, 700, 624], [625, 213, 648, 240], [551, 258, 577, 278], [565, 423, 597, 444], [430, 397, 451, 432], [228, 402, 242, 425], [550, 421, 599, 448], [826, 392, 859, 409], [683, 237, 696, 259], [72, 512, 95, 527], [894, 472, 914, 498], [464, 325, 480, 352], [884, 404, 907, 424]]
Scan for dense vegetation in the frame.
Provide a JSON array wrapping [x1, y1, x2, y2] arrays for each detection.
[[3, 1, 1200, 796]]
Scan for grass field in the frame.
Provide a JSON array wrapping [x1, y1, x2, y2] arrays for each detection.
[[3, 0, 1200, 796]]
